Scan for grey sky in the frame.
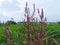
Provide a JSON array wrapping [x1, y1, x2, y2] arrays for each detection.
[[0, 0, 60, 22]]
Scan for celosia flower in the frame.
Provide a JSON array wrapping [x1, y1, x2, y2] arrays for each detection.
[[27, 15, 30, 23], [38, 8, 40, 14], [44, 17, 47, 22], [26, 2, 28, 7], [31, 4, 35, 18], [33, 4, 35, 12], [41, 22, 45, 26], [6, 27, 11, 34], [7, 38, 11, 45], [36, 30, 40, 36], [25, 2, 28, 14], [41, 8, 44, 20], [41, 17, 47, 27]]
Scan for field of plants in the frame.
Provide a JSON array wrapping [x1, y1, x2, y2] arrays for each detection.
[[0, 2, 60, 45], [0, 23, 60, 45]]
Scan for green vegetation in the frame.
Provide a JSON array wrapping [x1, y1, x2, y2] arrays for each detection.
[[0, 23, 60, 45]]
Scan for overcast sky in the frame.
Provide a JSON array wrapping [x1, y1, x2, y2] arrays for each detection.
[[0, 0, 60, 22]]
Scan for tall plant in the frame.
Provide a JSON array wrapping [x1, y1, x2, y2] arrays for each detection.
[[24, 2, 47, 45]]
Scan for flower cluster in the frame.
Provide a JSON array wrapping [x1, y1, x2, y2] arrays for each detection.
[[6, 26, 11, 45], [24, 2, 47, 45]]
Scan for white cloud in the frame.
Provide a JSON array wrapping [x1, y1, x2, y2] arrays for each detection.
[[16, 0, 27, 10], [0, 0, 4, 6], [0, 0, 60, 22], [7, 0, 13, 3], [2, 11, 7, 16], [0, 0, 13, 6], [2, 9, 24, 22]]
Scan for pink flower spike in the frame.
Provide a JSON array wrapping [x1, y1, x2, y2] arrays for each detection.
[[41, 8, 44, 19], [26, 2, 28, 7], [6, 27, 11, 34], [27, 15, 30, 22], [45, 17, 47, 22], [33, 4, 35, 12], [38, 8, 40, 14], [36, 31, 40, 36], [7, 38, 11, 45]]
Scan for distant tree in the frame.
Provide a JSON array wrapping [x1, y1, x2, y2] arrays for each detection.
[[11, 18, 14, 21], [0, 20, 1, 23], [57, 22, 60, 25], [5, 21, 17, 25]]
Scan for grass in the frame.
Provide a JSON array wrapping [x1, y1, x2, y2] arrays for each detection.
[[0, 23, 60, 45]]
